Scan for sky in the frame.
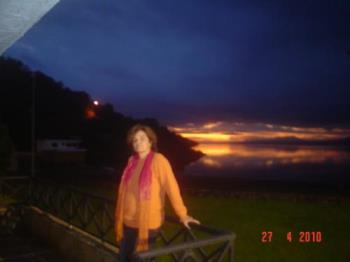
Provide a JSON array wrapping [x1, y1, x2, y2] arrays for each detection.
[[4, 0, 350, 142]]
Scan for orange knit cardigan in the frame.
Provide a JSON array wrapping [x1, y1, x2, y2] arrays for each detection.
[[115, 151, 188, 252]]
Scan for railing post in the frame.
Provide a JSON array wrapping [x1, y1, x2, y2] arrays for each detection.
[[84, 198, 88, 227], [69, 191, 73, 226], [26, 178, 32, 204], [101, 203, 105, 242], [228, 239, 234, 262], [0, 178, 3, 196]]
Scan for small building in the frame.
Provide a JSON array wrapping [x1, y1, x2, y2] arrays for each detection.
[[37, 139, 85, 152], [37, 138, 86, 166]]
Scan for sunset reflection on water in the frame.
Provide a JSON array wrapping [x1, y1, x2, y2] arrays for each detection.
[[182, 143, 350, 181], [170, 122, 350, 180], [193, 143, 350, 168]]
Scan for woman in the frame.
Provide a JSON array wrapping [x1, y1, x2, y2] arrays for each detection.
[[115, 124, 200, 261]]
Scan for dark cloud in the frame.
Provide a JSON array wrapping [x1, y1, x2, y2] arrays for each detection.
[[4, 0, 350, 127]]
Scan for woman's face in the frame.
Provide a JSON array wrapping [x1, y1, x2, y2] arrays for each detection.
[[132, 130, 152, 154]]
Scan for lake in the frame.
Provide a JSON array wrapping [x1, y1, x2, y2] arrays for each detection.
[[181, 143, 350, 184]]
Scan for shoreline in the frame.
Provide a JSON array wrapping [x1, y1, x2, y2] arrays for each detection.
[[178, 174, 350, 202], [33, 170, 350, 203], [182, 187, 350, 203]]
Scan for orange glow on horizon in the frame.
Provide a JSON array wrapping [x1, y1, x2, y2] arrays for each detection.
[[168, 121, 350, 144], [202, 121, 222, 129], [195, 144, 233, 156], [180, 132, 232, 142]]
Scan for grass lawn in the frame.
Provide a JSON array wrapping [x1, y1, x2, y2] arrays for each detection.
[[180, 195, 349, 262], [60, 177, 350, 261]]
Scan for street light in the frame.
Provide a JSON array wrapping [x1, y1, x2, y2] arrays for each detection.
[[85, 100, 100, 119]]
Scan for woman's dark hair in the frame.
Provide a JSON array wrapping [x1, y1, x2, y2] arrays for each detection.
[[126, 124, 158, 151]]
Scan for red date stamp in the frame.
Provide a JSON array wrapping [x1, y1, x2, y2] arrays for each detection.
[[261, 231, 322, 243], [261, 231, 273, 242]]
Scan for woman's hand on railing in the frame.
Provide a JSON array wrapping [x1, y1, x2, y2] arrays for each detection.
[[181, 215, 200, 230]]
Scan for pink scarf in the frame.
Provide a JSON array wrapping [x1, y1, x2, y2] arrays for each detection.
[[122, 150, 155, 200], [115, 150, 155, 252]]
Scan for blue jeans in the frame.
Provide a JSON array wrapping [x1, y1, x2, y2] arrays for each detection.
[[119, 224, 160, 262]]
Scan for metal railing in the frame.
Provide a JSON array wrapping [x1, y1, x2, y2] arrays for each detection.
[[139, 216, 235, 261], [0, 176, 30, 201], [0, 176, 236, 261]]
